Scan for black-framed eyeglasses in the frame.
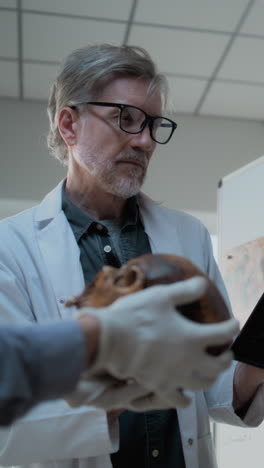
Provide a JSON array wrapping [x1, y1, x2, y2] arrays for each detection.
[[70, 101, 177, 144]]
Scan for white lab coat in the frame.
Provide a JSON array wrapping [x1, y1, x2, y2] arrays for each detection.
[[0, 180, 263, 468]]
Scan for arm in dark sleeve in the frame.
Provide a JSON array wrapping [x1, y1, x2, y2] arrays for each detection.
[[0, 321, 85, 425]]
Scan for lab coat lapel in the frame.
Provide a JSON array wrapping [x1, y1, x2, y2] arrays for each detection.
[[35, 182, 85, 319], [177, 398, 199, 468], [138, 193, 183, 255], [140, 193, 199, 466]]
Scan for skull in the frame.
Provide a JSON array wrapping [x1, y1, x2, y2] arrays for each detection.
[[66, 253, 230, 355]]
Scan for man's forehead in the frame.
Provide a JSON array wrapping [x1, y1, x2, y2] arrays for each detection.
[[96, 77, 163, 112]]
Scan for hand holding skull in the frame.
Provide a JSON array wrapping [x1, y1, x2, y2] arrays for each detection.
[[66, 254, 238, 411]]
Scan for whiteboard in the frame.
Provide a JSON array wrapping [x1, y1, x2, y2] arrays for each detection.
[[218, 154, 264, 258], [216, 154, 264, 468]]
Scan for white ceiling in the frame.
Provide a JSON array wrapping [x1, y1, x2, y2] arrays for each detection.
[[1, 0, 264, 120]]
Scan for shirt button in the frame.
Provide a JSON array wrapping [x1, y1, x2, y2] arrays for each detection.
[[96, 223, 104, 231], [188, 438, 193, 446], [104, 245, 112, 253], [152, 449, 159, 458]]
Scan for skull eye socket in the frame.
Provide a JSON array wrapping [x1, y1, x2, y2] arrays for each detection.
[[114, 267, 138, 287], [113, 266, 144, 289]]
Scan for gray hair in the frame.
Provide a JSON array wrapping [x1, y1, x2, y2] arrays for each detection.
[[47, 44, 168, 165]]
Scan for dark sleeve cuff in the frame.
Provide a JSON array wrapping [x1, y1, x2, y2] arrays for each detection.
[[0, 321, 85, 425], [21, 320, 86, 398]]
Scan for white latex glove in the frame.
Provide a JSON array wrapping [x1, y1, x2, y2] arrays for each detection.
[[68, 376, 191, 410], [77, 276, 238, 403]]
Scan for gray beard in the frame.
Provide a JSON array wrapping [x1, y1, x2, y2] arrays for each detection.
[[96, 162, 146, 199], [85, 149, 148, 199]]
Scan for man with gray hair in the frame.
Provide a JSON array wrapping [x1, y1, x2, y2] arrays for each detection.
[[0, 43, 263, 468]]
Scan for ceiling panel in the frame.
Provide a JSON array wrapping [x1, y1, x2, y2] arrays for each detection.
[[0, 1, 264, 122], [134, 0, 248, 31], [218, 36, 264, 83], [129, 26, 230, 76], [240, 0, 264, 36], [200, 81, 264, 120], [0, 10, 18, 58], [0, 60, 19, 97], [23, 62, 59, 100], [22, 0, 132, 21], [166, 75, 207, 113], [23, 13, 126, 62], [0, 0, 16, 7]]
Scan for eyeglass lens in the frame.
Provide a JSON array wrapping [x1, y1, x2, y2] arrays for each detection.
[[120, 106, 173, 143]]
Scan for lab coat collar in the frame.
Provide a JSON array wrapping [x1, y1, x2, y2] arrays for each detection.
[[138, 192, 183, 256], [34, 180, 85, 319], [35, 179, 65, 225], [34, 182, 185, 317]]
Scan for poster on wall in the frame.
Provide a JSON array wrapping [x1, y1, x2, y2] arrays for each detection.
[[223, 236, 264, 328]]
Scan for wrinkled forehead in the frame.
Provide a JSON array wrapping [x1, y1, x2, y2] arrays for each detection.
[[92, 74, 166, 112]]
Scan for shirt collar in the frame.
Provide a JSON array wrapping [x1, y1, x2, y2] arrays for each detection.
[[121, 195, 139, 229], [62, 183, 139, 241], [62, 186, 94, 242]]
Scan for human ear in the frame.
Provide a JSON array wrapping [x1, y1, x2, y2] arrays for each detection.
[[58, 107, 78, 146]]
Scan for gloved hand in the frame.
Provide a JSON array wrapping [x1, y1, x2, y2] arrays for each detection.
[[68, 375, 191, 410], [76, 277, 238, 404]]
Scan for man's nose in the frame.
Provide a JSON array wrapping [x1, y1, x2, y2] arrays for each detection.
[[129, 125, 155, 153]]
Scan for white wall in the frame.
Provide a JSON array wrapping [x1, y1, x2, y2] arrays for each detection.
[[2, 98, 264, 232]]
